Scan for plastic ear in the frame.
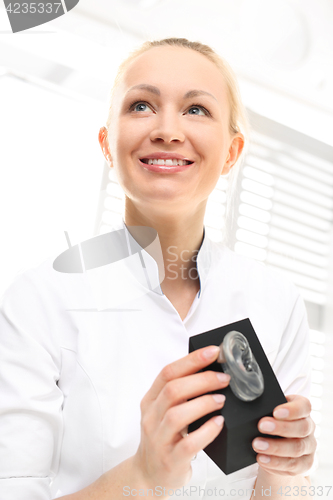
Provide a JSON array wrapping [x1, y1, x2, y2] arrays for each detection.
[[217, 331, 264, 402]]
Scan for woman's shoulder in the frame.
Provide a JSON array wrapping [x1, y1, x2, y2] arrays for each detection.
[[210, 240, 301, 303], [1, 252, 87, 307], [208, 242, 309, 364], [0, 253, 91, 352]]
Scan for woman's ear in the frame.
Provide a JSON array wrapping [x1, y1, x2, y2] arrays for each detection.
[[221, 135, 245, 175], [98, 126, 113, 166]]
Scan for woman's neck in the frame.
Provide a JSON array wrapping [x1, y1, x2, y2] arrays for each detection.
[[123, 201, 206, 290]]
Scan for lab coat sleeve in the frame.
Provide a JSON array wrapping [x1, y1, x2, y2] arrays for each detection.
[[273, 289, 311, 399], [271, 283, 318, 477], [0, 270, 64, 500]]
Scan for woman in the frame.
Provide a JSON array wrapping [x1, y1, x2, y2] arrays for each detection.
[[0, 38, 316, 500]]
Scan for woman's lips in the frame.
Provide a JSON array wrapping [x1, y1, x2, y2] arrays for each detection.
[[138, 158, 194, 173]]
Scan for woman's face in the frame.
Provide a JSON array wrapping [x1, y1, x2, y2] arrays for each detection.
[[101, 46, 243, 217]]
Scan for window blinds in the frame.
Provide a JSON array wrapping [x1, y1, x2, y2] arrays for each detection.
[[234, 126, 333, 307]]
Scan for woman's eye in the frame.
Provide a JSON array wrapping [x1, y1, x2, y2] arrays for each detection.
[[131, 102, 153, 113], [187, 106, 208, 116]]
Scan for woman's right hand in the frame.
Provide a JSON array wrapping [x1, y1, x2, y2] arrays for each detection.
[[132, 345, 230, 491]]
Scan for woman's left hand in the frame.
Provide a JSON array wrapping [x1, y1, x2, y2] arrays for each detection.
[[252, 395, 317, 476]]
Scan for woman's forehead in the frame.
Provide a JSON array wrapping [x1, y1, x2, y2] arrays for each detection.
[[117, 46, 229, 104]]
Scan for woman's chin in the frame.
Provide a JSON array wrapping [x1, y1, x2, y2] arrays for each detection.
[[129, 189, 191, 210]]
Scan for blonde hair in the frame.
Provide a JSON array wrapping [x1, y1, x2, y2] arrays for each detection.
[[106, 37, 250, 236]]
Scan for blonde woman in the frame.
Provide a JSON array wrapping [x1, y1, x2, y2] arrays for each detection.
[[0, 38, 316, 500]]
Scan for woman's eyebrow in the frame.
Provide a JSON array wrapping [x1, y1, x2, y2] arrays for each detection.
[[126, 84, 217, 102], [184, 89, 217, 102], [126, 84, 160, 96]]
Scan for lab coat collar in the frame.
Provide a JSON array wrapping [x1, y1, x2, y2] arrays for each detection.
[[120, 218, 213, 298]]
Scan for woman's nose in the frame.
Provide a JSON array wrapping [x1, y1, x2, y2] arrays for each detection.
[[149, 112, 185, 143]]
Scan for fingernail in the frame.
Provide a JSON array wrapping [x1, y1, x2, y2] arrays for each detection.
[[259, 455, 271, 464], [216, 372, 230, 383], [212, 394, 226, 404], [213, 415, 224, 426], [253, 439, 269, 451], [273, 408, 289, 419], [202, 346, 220, 360], [259, 421, 275, 432]]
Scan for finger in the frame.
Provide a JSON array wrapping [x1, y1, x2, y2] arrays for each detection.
[[154, 370, 230, 421], [258, 416, 314, 439], [256, 453, 314, 476], [159, 393, 226, 442], [253, 435, 317, 458], [173, 414, 224, 462], [142, 346, 221, 406], [273, 395, 312, 421]]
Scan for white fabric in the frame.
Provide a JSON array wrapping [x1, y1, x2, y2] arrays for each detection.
[[0, 220, 312, 500]]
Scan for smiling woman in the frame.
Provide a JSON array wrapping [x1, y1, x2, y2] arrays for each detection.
[[0, 38, 316, 500]]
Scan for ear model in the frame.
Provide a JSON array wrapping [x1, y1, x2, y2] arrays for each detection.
[[217, 330, 264, 402]]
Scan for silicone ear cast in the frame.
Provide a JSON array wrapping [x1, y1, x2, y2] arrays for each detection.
[[217, 331, 264, 402]]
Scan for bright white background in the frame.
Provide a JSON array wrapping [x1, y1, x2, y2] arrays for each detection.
[[1, 0, 333, 489]]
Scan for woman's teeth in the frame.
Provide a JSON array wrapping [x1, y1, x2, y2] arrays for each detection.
[[144, 159, 190, 166]]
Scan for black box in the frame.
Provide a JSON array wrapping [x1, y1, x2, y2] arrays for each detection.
[[188, 318, 287, 474]]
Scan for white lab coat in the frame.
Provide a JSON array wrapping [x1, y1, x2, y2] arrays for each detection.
[[0, 221, 312, 499]]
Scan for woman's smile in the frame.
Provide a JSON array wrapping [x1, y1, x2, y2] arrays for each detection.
[[138, 151, 195, 174], [138, 159, 194, 174]]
